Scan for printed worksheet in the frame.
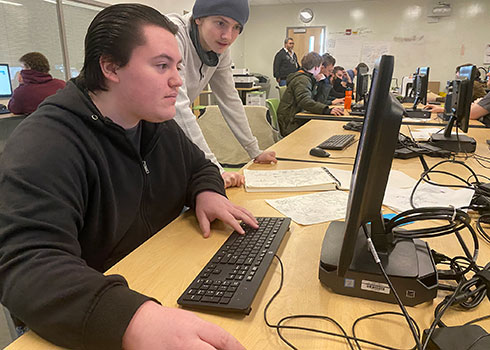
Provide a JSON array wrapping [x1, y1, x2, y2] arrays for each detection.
[[266, 191, 349, 225], [383, 182, 474, 213]]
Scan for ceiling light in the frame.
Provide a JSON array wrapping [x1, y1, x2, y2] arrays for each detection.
[[0, 0, 23, 6]]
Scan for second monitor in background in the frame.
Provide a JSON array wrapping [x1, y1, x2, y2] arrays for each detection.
[[350, 66, 369, 116], [405, 66, 431, 118]]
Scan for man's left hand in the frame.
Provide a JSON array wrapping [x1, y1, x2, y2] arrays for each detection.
[[195, 191, 258, 238], [253, 151, 277, 164]]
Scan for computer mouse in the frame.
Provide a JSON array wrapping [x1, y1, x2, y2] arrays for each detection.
[[0, 104, 7, 111], [309, 147, 330, 158]]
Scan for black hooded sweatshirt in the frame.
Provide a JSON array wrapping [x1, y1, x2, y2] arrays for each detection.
[[0, 80, 226, 349]]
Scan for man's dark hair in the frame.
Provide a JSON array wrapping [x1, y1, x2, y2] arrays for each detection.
[[78, 4, 178, 92], [19, 52, 50, 73], [333, 66, 344, 74], [284, 37, 293, 44], [321, 53, 336, 67], [301, 52, 322, 71]]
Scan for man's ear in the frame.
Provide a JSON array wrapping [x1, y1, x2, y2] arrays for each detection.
[[195, 17, 202, 26], [99, 55, 120, 84]]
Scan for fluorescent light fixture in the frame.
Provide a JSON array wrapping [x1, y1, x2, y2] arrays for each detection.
[[42, 0, 103, 11], [405, 5, 422, 19], [301, 11, 312, 20], [0, 0, 23, 6], [350, 8, 365, 20]]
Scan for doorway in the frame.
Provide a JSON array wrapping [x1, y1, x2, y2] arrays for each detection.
[[287, 26, 326, 65]]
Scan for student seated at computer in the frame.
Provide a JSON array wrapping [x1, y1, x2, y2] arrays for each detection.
[[315, 53, 344, 106], [345, 62, 368, 84], [277, 52, 343, 136], [7, 52, 65, 115], [331, 66, 354, 98], [455, 63, 487, 101], [0, 5, 254, 349]]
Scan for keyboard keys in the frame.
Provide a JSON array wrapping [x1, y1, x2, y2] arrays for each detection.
[[177, 217, 291, 314], [318, 134, 355, 150]]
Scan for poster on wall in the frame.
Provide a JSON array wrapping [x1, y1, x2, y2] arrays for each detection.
[[361, 42, 391, 70], [484, 44, 490, 64]]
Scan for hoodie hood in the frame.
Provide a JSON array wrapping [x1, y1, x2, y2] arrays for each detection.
[[37, 79, 162, 158], [286, 68, 313, 85], [20, 69, 54, 84]]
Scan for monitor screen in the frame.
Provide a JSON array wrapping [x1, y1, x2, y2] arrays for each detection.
[[412, 66, 429, 107], [0, 64, 13, 98], [430, 65, 477, 153], [319, 55, 437, 306], [355, 69, 369, 103]]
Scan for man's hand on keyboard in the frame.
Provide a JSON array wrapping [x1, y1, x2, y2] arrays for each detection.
[[195, 191, 258, 237], [122, 301, 246, 350]]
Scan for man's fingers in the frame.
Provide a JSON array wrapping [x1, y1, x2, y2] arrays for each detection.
[[196, 210, 211, 238], [197, 321, 246, 350]]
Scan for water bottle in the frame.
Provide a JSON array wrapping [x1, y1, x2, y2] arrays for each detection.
[[344, 89, 352, 110]]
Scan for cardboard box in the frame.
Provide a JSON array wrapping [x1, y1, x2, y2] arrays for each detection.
[[246, 91, 266, 106]]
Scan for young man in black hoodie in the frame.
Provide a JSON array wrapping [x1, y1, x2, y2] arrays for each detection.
[[0, 4, 253, 350]]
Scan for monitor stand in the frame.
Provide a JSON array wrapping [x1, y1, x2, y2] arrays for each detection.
[[404, 108, 431, 119], [429, 114, 477, 153], [318, 221, 438, 307], [430, 134, 476, 153]]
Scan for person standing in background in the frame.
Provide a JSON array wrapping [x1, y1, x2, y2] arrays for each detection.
[[273, 37, 299, 86], [167, 0, 276, 188], [8, 52, 65, 115]]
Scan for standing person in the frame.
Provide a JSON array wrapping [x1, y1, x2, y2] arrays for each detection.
[[0, 4, 255, 349], [277, 52, 344, 137], [273, 37, 299, 87], [167, 0, 276, 189], [7, 52, 65, 114]]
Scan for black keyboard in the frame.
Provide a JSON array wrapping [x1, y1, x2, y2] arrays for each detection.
[[317, 134, 355, 150], [404, 108, 431, 119], [178, 217, 291, 314]]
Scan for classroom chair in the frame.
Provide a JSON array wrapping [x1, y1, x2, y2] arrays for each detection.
[[276, 85, 287, 100], [197, 105, 277, 166], [265, 98, 281, 140]]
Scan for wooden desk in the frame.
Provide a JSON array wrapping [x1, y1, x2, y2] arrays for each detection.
[[6, 121, 490, 350], [296, 111, 487, 128]]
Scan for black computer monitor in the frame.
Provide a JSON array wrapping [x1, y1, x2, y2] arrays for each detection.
[[412, 66, 429, 106], [319, 55, 438, 306], [355, 67, 369, 103], [405, 67, 431, 118], [0, 64, 13, 98], [430, 65, 477, 153]]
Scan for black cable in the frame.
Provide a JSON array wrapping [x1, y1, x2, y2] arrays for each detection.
[[476, 215, 490, 244], [263, 255, 420, 350], [275, 157, 354, 166], [361, 224, 423, 350], [352, 311, 421, 350]]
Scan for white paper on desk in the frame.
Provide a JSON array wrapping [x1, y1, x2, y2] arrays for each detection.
[[410, 128, 444, 141], [266, 191, 349, 225], [325, 168, 352, 190], [387, 170, 418, 189], [326, 168, 416, 191], [383, 182, 474, 213]]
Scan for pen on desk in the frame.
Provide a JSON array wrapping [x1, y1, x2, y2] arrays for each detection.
[[276, 157, 353, 166]]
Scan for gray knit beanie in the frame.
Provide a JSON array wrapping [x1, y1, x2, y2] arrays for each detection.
[[192, 0, 249, 29]]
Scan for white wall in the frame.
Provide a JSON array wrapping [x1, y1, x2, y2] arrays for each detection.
[[104, 0, 194, 15], [242, 0, 489, 97]]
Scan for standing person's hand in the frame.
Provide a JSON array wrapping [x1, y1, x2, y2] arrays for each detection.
[[253, 151, 277, 164], [123, 301, 246, 350], [195, 191, 258, 238]]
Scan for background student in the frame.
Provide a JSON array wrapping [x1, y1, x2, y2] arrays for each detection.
[[277, 52, 343, 137], [7, 52, 65, 115], [331, 66, 354, 97], [273, 37, 299, 86], [315, 53, 345, 106], [0, 4, 254, 349], [168, 0, 276, 189], [424, 71, 490, 126]]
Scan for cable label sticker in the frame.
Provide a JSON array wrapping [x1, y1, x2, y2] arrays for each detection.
[[361, 280, 390, 294]]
